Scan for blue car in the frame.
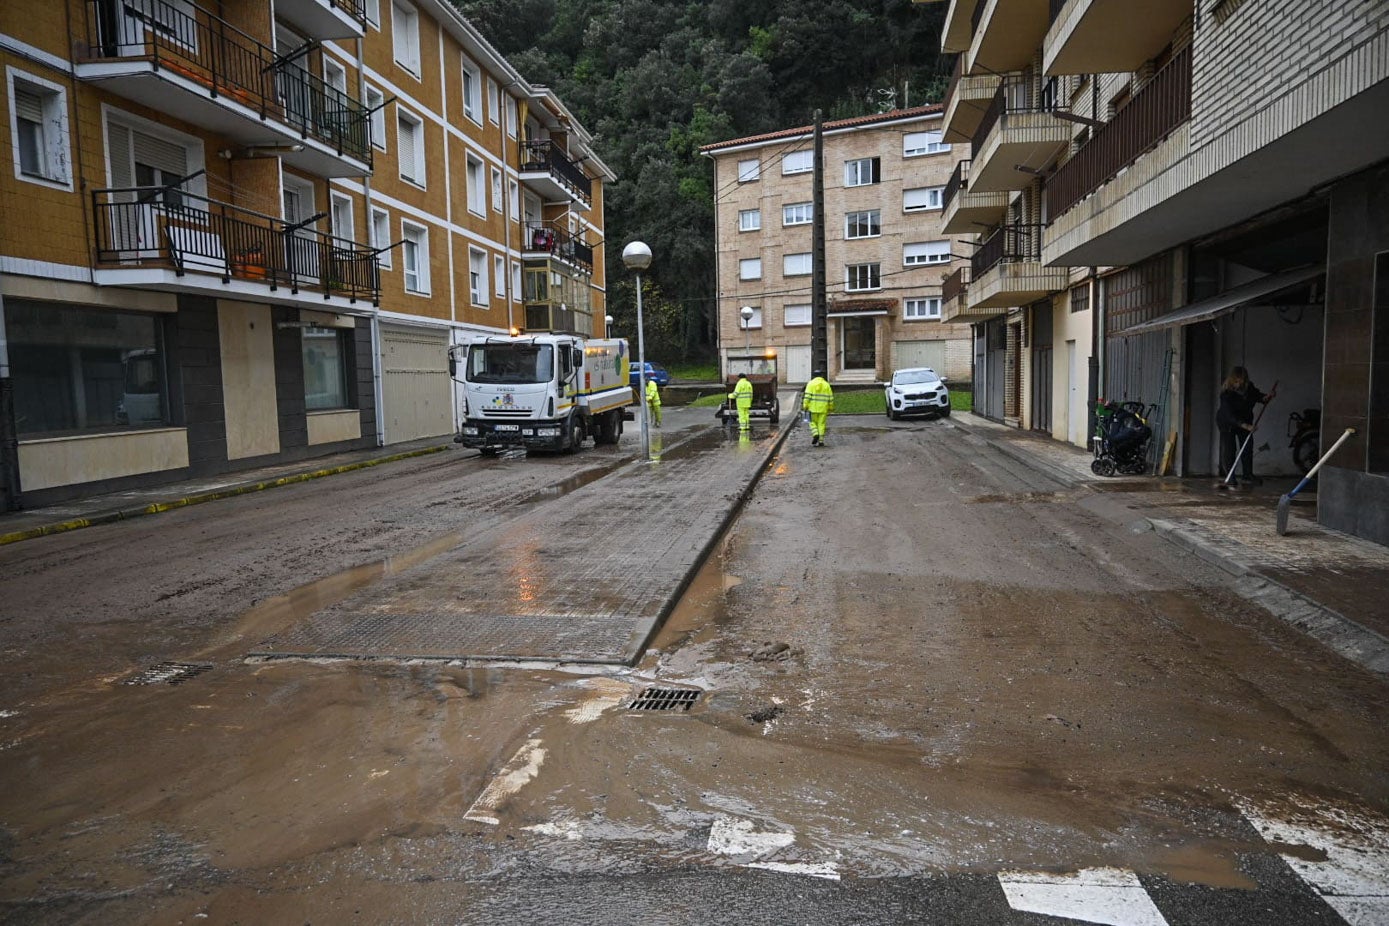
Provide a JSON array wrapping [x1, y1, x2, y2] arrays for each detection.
[[629, 361, 671, 388]]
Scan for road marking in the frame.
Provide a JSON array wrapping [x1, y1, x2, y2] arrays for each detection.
[[464, 738, 546, 825], [998, 868, 1168, 926], [707, 815, 795, 857], [747, 860, 840, 881], [1241, 796, 1389, 926], [562, 679, 629, 724]]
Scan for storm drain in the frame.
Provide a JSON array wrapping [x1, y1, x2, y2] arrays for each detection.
[[628, 687, 701, 712], [123, 662, 212, 686]]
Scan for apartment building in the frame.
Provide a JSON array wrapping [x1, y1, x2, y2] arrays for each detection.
[[937, 0, 1389, 545], [701, 107, 972, 386], [0, 0, 611, 509]]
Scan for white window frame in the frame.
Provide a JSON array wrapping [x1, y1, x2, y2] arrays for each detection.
[[903, 130, 949, 157], [904, 240, 951, 267], [401, 220, 430, 295], [461, 58, 482, 124], [508, 179, 520, 222], [737, 158, 760, 182], [8, 68, 73, 191], [511, 259, 522, 301], [845, 262, 881, 292], [365, 84, 387, 151], [782, 252, 811, 277], [738, 209, 761, 232], [364, 0, 380, 27], [782, 202, 812, 226], [391, 0, 420, 77], [844, 157, 880, 187], [782, 149, 812, 174], [784, 304, 811, 327], [506, 97, 518, 138], [738, 258, 762, 281], [487, 77, 500, 124], [904, 297, 942, 320], [465, 153, 485, 217], [491, 166, 503, 213], [468, 246, 488, 306], [904, 186, 943, 212], [741, 307, 763, 329], [845, 210, 881, 239], [330, 191, 355, 243], [493, 254, 506, 297], [396, 107, 425, 187], [370, 206, 392, 268], [323, 57, 347, 95]]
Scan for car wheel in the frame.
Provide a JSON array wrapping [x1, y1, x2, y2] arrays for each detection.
[[941, 406, 951, 418]]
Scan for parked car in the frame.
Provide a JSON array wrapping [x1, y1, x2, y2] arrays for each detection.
[[628, 361, 671, 388], [885, 367, 950, 420]]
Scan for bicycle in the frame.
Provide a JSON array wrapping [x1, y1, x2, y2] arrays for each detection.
[[1288, 408, 1321, 476]]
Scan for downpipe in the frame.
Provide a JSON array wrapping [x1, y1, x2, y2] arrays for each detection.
[[0, 292, 21, 511]]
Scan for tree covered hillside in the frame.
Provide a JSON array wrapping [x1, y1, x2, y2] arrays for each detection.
[[453, 0, 950, 361]]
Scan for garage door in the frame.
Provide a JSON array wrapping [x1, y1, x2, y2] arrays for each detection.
[[784, 345, 811, 384], [893, 339, 946, 373], [380, 324, 452, 443]]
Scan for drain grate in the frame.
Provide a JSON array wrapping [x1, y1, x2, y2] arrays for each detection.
[[628, 687, 700, 712], [124, 662, 212, 686]]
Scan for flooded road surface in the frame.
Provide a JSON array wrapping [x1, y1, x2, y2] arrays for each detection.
[[1, 414, 1387, 924]]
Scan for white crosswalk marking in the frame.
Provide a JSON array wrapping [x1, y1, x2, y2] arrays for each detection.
[[1240, 797, 1389, 926], [998, 868, 1169, 926]]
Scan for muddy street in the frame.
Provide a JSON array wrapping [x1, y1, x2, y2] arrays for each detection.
[[1, 414, 1387, 925]]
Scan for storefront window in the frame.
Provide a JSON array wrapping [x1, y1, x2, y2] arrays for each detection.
[[5, 300, 167, 436], [302, 327, 350, 411]]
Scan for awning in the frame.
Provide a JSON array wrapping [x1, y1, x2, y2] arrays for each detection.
[[1113, 265, 1323, 336]]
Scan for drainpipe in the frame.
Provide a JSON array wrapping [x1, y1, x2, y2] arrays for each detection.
[[1089, 270, 1102, 448], [0, 292, 21, 510], [356, 36, 385, 448]]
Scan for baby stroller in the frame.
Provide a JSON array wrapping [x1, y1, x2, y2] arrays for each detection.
[[1091, 400, 1153, 476]]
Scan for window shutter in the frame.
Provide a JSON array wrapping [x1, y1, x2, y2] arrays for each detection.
[[132, 129, 188, 176], [397, 118, 417, 179], [871, 158, 881, 183], [14, 88, 42, 123], [107, 121, 134, 188]]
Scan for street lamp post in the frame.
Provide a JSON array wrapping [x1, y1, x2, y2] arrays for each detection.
[[621, 241, 653, 462], [740, 305, 754, 354], [605, 314, 614, 338]]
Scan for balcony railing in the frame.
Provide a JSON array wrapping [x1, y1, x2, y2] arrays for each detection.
[[82, 0, 371, 164], [943, 266, 970, 304], [1046, 44, 1192, 220], [524, 302, 592, 336], [972, 75, 1059, 154], [520, 140, 592, 204], [93, 186, 379, 304], [1049, 0, 1067, 25], [524, 222, 594, 274], [326, 0, 369, 24], [971, 224, 1044, 279], [944, 159, 971, 212]]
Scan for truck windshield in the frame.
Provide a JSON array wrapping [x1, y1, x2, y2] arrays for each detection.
[[466, 344, 554, 384]]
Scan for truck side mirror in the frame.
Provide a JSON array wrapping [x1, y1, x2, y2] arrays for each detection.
[[448, 353, 456, 378], [574, 350, 583, 368]]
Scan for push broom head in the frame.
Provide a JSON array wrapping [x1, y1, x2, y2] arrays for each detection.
[[1276, 492, 1292, 535]]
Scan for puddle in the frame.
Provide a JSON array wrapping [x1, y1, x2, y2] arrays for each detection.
[[516, 463, 622, 506]]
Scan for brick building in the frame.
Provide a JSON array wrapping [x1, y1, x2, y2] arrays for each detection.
[[0, 0, 610, 507]]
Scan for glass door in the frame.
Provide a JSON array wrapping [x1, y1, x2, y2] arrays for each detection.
[[842, 316, 876, 370]]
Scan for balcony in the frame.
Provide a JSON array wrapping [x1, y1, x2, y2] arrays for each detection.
[[941, 159, 1009, 234], [969, 0, 1054, 72], [942, 57, 1002, 144], [1046, 45, 1191, 219], [92, 186, 379, 307], [940, 266, 993, 322], [523, 302, 593, 337], [969, 76, 1070, 192], [75, 0, 371, 176], [519, 140, 592, 211], [523, 222, 594, 275], [1045, 0, 1191, 75], [941, 0, 983, 54], [276, 0, 369, 40], [968, 224, 1067, 310]]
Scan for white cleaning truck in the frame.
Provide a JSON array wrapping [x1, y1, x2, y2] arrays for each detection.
[[448, 333, 634, 454]]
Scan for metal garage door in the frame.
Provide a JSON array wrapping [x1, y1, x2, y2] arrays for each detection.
[[785, 345, 811, 384], [380, 324, 451, 444], [893, 339, 946, 373]]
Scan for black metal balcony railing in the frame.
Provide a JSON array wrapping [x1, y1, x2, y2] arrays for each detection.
[[83, 0, 371, 164], [93, 186, 379, 304], [524, 222, 593, 274], [1049, 0, 1068, 25], [324, 0, 370, 26], [520, 140, 593, 204], [943, 159, 970, 212], [971, 224, 1043, 279], [1046, 44, 1192, 220], [972, 75, 1058, 155], [944, 55, 964, 112], [943, 266, 970, 304], [524, 302, 592, 337], [970, 0, 987, 34]]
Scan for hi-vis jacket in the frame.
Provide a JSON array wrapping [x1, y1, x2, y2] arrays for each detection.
[[803, 376, 834, 413], [730, 377, 754, 405], [645, 379, 661, 406]]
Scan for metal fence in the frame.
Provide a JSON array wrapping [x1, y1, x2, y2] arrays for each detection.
[[520, 140, 593, 204]]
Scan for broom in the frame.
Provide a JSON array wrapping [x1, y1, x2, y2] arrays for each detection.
[[1276, 427, 1357, 535], [1217, 380, 1277, 490]]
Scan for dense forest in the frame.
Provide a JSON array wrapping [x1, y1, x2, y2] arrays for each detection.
[[452, 0, 951, 361]]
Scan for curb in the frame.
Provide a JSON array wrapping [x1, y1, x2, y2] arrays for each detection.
[[0, 445, 449, 547], [982, 435, 1087, 489]]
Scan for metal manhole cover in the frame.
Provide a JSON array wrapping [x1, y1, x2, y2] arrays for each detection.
[[124, 662, 212, 686], [628, 687, 700, 712]]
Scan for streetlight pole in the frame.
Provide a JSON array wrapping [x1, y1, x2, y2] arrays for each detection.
[[740, 305, 754, 354], [622, 241, 653, 462], [605, 314, 614, 338]]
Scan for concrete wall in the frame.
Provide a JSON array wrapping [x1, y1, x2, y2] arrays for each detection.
[[1051, 295, 1093, 448], [17, 427, 188, 492], [217, 301, 281, 461]]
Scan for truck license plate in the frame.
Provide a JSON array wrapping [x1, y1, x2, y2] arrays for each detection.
[[494, 424, 520, 431]]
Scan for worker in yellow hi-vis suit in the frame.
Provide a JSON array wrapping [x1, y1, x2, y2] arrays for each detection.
[[729, 373, 754, 432], [803, 370, 834, 446], [645, 377, 662, 428]]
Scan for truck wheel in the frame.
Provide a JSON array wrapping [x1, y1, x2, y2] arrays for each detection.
[[565, 417, 586, 453], [770, 399, 780, 424]]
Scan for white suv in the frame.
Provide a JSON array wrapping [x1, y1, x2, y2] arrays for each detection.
[[885, 367, 950, 420]]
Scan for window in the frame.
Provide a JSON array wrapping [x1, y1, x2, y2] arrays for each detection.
[[469, 247, 488, 305], [302, 327, 351, 410], [506, 97, 518, 138], [782, 149, 812, 174], [364, 0, 379, 27], [784, 304, 811, 327], [391, 0, 420, 75], [330, 192, 354, 242], [401, 222, 429, 294], [903, 130, 949, 157], [491, 167, 502, 213], [737, 158, 760, 182], [904, 186, 943, 212], [845, 210, 880, 239], [844, 157, 880, 187], [370, 207, 392, 268], [5, 300, 167, 435], [494, 254, 506, 296], [365, 84, 387, 151], [783, 202, 813, 226], [740, 307, 763, 329], [487, 77, 500, 124], [323, 58, 347, 95], [511, 260, 522, 301], [738, 209, 761, 232], [466, 154, 484, 216], [8, 69, 71, 189], [904, 240, 951, 266], [509, 179, 519, 222], [783, 252, 811, 277], [396, 109, 424, 185], [904, 297, 942, 320], [846, 262, 880, 292], [461, 58, 482, 123], [739, 258, 762, 281]]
